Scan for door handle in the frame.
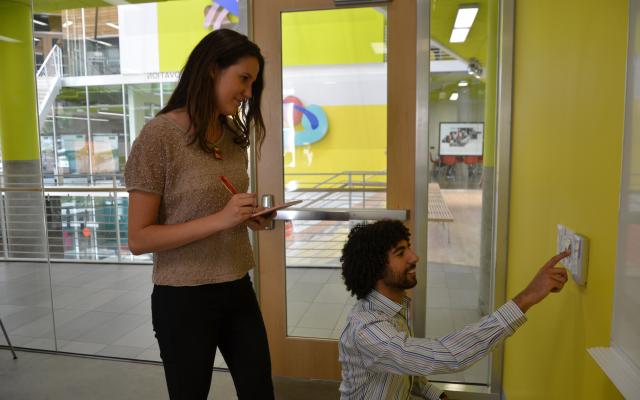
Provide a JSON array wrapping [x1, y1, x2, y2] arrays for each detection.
[[273, 208, 408, 221]]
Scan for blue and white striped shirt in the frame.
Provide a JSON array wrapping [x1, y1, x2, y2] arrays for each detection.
[[338, 290, 526, 400]]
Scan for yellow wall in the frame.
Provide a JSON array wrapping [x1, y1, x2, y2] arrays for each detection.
[[157, 0, 212, 72], [282, 8, 384, 66], [504, 1, 627, 399], [284, 105, 386, 181]]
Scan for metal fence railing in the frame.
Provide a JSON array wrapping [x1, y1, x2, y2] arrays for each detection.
[[36, 45, 63, 122], [0, 171, 387, 264]]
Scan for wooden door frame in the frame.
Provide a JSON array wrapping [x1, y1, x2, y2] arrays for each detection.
[[252, 0, 419, 380]]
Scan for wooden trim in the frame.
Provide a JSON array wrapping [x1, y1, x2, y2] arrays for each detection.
[[252, 0, 418, 380]]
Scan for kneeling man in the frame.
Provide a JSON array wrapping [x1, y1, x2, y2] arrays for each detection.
[[339, 220, 569, 400]]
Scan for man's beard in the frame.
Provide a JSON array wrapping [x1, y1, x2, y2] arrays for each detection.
[[382, 264, 417, 290]]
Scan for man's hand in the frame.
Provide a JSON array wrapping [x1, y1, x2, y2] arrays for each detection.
[[513, 250, 570, 313]]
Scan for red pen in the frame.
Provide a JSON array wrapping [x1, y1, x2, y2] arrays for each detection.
[[219, 175, 238, 194]]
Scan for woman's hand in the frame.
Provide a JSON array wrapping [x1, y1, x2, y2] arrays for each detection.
[[246, 209, 276, 231], [217, 193, 257, 229]]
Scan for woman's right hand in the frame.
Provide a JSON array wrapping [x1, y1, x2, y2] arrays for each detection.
[[217, 193, 257, 229]]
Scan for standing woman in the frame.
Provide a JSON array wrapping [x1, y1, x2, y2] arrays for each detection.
[[125, 29, 275, 399]]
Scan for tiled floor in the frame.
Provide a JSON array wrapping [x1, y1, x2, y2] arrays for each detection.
[[0, 350, 341, 400], [0, 189, 488, 384]]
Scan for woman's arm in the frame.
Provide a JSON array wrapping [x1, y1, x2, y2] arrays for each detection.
[[127, 190, 257, 255]]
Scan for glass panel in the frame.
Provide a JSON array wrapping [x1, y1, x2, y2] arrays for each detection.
[[125, 83, 161, 145], [88, 85, 124, 181], [27, 0, 248, 364], [286, 220, 358, 339], [55, 87, 88, 136], [282, 7, 388, 339], [83, 7, 120, 76], [61, 9, 86, 77], [425, 0, 499, 385], [162, 82, 177, 107]]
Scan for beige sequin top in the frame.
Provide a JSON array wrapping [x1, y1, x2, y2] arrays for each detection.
[[124, 114, 255, 286]]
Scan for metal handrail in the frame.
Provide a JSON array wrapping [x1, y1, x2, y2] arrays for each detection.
[[36, 45, 62, 79]]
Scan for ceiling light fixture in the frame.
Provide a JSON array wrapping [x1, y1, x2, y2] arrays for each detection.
[[449, 5, 478, 43], [449, 92, 459, 101], [62, 20, 73, 28], [33, 19, 48, 27], [454, 5, 479, 28], [87, 38, 112, 47], [450, 28, 469, 43], [458, 80, 468, 87]]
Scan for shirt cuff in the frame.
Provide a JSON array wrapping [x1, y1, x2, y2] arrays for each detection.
[[423, 383, 444, 400], [494, 300, 527, 335]]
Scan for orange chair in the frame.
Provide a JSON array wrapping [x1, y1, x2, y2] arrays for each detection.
[[429, 148, 441, 180], [440, 155, 458, 180], [463, 156, 482, 179]]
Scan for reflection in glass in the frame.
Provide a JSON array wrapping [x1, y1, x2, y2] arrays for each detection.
[[62, 9, 85, 77], [282, 7, 387, 340], [125, 83, 161, 144], [55, 87, 88, 136], [58, 135, 89, 175], [83, 7, 120, 75], [88, 85, 124, 177]]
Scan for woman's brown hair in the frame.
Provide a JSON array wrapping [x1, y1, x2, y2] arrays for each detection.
[[160, 29, 265, 152]]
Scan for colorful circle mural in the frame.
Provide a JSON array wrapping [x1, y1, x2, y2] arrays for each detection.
[[283, 95, 329, 146]]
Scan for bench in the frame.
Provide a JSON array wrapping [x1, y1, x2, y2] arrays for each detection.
[[428, 183, 454, 243]]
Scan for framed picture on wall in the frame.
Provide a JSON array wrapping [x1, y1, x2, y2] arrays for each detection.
[[439, 122, 484, 156]]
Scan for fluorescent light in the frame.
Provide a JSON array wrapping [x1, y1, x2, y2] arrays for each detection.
[[33, 19, 48, 27], [62, 20, 73, 28], [450, 28, 470, 43], [449, 92, 459, 101], [105, 22, 119, 30], [34, 37, 41, 42], [458, 80, 468, 87], [87, 38, 112, 47], [454, 6, 479, 29]]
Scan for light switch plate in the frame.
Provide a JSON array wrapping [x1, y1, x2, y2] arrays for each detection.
[[557, 224, 589, 286]]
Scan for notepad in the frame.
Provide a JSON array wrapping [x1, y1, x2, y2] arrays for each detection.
[[251, 200, 303, 218]]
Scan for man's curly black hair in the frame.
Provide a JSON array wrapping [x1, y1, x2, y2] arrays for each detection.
[[341, 220, 410, 299]]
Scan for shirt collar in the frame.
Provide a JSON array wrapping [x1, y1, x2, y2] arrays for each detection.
[[366, 290, 411, 318]]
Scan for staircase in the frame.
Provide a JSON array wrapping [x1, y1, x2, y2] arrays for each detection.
[[36, 45, 62, 126]]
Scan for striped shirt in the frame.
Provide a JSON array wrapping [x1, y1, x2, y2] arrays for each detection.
[[338, 290, 527, 400]]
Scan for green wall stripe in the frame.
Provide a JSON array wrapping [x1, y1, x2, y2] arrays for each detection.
[[0, 1, 40, 161]]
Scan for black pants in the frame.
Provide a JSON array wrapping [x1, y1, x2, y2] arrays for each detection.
[[151, 274, 274, 400]]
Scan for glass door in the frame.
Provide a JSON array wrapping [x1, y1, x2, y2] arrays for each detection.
[[253, 0, 425, 380]]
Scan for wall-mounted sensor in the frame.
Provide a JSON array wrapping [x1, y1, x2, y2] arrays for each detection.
[[557, 224, 590, 286]]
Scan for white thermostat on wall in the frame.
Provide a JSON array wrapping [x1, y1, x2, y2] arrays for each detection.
[[556, 224, 590, 286]]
